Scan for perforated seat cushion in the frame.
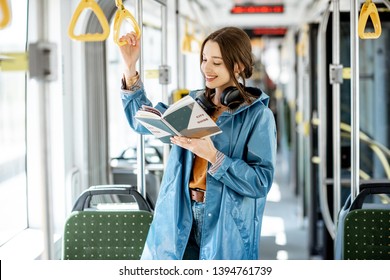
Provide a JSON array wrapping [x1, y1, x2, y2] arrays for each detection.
[[63, 210, 153, 260], [343, 209, 390, 260]]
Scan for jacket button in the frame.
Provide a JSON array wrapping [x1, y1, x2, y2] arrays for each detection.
[[207, 213, 212, 217]]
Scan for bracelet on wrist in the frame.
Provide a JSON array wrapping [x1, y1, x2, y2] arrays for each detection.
[[125, 72, 139, 89]]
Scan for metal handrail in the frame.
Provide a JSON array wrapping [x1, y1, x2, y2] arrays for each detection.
[[133, 0, 167, 198], [313, 120, 390, 178], [331, 0, 342, 228], [317, 1, 335, 239], [340, 132, 390, 179], [351, 0, 360, 201], [135, 0, 146, 199], [383, 0, 390, 9], [161, 2, 171, 168]]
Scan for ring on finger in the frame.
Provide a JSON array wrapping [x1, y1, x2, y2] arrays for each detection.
[[187, 138, 191, 144]]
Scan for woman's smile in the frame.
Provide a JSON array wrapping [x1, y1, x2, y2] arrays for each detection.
[[205, 75, 217, 83]]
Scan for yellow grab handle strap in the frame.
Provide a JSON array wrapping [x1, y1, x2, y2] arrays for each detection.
[[0, 0, 11, 29], [181, 20, 201, 53], [181, 20, 191, 52], [358, 1, 382, 39], [68, 0, 110, 42], [113, 5, 141, 46]]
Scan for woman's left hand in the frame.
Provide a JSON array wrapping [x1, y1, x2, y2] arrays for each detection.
[[171, 136, 218, 164]]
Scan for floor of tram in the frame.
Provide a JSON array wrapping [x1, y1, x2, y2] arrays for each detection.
[[260, 151, 310, 260]]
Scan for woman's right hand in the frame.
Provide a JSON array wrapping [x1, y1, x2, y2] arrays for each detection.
[[119, 32, 141, 75]]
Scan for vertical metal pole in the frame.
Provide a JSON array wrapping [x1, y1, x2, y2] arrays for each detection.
[[135, 0, 146, 198], [161, 3, 168, 105], [34, 0, 54, 259], [161, 2, 170, 165], [331, 0, 341, 227], [350, 0, 360, 200], [175, 0, 184, 88]]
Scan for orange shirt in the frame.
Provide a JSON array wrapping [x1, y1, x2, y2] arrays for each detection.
[[189, 115, 218, 191], [189, 155, 208, 191]]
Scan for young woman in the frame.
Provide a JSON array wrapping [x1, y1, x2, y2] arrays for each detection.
[[118, 26, 277, 260]]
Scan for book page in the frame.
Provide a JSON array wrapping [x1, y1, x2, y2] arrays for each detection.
[[140, 105, 162, 117], [163, 95, 222, 139], [135, 111, 161, 119], [163, 95, 195, 116], [135, 118, 177, 144], [187, 101, 219, 130]]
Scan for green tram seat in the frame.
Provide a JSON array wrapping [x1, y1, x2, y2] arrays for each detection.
[[62, 185, 153, 260], [336, 181, 390, 260], [343, 209, 390, 259]]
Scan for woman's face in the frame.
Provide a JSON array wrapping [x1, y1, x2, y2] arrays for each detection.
[[201, 40, 233, 91]]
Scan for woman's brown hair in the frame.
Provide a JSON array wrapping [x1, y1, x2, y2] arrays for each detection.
[[200, 26, 255, 104]]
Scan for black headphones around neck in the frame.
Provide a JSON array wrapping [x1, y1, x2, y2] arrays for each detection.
[[195, 86, 244, 115]]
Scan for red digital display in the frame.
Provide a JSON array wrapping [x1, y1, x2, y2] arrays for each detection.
[[231, 5, 284, 14], [251, 27, 287, 35]]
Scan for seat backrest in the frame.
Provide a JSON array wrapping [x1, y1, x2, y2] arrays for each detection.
[[72, 184, 152, 212], [343, 209, 390, 260], [63, 210, 153, 260], [340, 181, 390, 260]]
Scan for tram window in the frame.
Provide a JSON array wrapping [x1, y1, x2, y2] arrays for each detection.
[[184, 52, 203, 89], [0, 2, 28, 246]]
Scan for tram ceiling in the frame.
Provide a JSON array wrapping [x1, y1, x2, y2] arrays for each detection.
[[196, 0, 354, 28]]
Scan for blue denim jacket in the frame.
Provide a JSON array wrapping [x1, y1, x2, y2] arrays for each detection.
[[121, 85, 276, 259]]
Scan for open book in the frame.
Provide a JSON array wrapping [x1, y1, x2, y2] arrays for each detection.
[[135, 95, 222, 143]]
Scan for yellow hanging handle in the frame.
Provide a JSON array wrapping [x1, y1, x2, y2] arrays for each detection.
[[0, 0, 11, 29], [181, 19, 202, 53], [181, 20, 192, 53], [358, 0, 382, 39], [113, 0, 141, 46], [68, 0, 110, 42]]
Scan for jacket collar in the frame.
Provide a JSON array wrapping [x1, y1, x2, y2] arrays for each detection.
[[191, 87, 270, 115]]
